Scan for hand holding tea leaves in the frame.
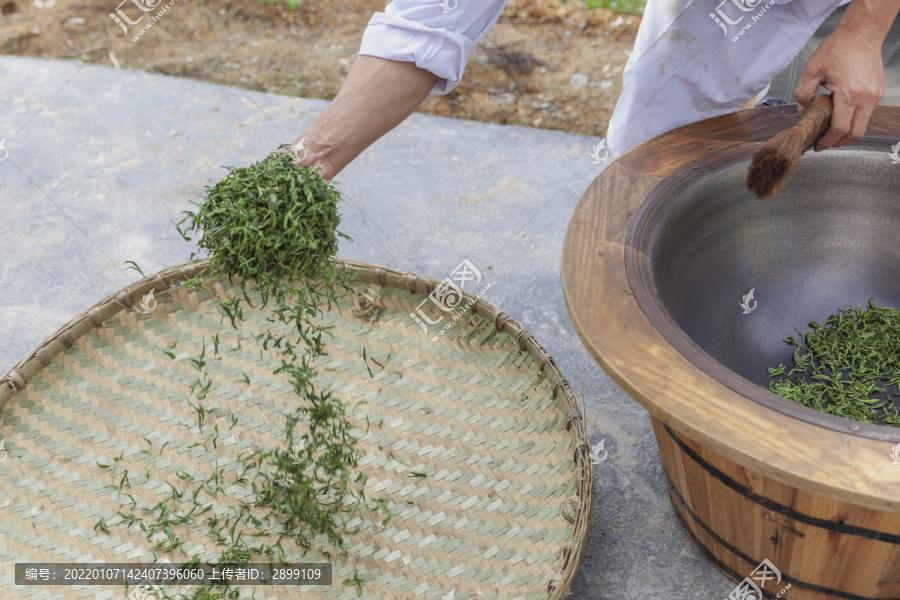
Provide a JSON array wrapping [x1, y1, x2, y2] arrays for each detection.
[[174, 151, 370, 547], [98, 152, 387, 599]]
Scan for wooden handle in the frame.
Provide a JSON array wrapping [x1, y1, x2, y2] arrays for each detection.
[[745, 94, 834, 200], [795, 94, 833, 152]]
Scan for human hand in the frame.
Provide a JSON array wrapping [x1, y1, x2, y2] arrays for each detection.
[[793, 3, 892, 151], [273, 137, 336, 180]]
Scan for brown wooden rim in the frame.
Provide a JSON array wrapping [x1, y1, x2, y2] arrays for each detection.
[[0, 257, 593, 600], [625, 138, 900, 443], [561, 104, 900, 511]]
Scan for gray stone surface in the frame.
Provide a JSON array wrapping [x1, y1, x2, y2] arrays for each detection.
[[0, 55, 738, 599]]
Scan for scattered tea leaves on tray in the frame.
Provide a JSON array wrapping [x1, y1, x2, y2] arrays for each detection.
[[94, 517, 110, 534], [344, 568, 365, 597], [124, 260, 145, 277], [95, 152, 391, 599], [766, 299, 900, 427]]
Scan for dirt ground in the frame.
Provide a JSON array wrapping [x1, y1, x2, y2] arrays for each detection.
[[0, 0, 641, 137]]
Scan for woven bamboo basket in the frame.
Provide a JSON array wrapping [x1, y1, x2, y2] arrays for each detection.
[[0, 258, 592, 600]]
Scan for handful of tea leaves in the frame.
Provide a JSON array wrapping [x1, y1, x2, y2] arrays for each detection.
[[175, 151, 366, 534], [154, 152, 375, 596], [180, 150, 349, 303], [767, 299, 900, 427]]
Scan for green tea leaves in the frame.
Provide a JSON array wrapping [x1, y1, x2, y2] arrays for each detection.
[[767, 299, 900, 427]]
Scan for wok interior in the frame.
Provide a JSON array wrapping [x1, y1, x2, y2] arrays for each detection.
[[646, 148, 900, 389]]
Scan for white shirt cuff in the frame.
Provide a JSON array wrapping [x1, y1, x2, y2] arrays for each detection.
[[358, 1, 507, 95]]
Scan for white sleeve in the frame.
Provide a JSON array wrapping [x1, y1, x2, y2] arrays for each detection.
[[358, 0, 508, 95], [605, 0, 850, 159]]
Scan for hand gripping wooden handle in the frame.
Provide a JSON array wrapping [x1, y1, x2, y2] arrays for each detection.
[[795, 94, 834, 152], [745, 94, 834, 200]]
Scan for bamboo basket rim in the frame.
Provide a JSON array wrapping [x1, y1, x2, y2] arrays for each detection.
[[0, 257, 594, 599]]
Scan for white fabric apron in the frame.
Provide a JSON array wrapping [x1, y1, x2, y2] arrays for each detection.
[[357, 0, 850, 158]]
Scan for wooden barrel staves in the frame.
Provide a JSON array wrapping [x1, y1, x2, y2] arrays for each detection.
[[562, 105, 900, 600]]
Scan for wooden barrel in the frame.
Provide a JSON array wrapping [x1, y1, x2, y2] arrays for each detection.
[[562, 105, 900, 600]]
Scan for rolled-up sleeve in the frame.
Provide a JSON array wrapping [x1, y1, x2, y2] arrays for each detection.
[[358, 0, 508, 95]]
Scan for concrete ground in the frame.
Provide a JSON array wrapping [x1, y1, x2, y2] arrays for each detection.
[[1, 55, 743, 600]]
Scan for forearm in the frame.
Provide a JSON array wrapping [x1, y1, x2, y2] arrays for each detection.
[[792, 0, 899, 148], [833, 0, 900, 48], [294, 56, 439, 180]]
